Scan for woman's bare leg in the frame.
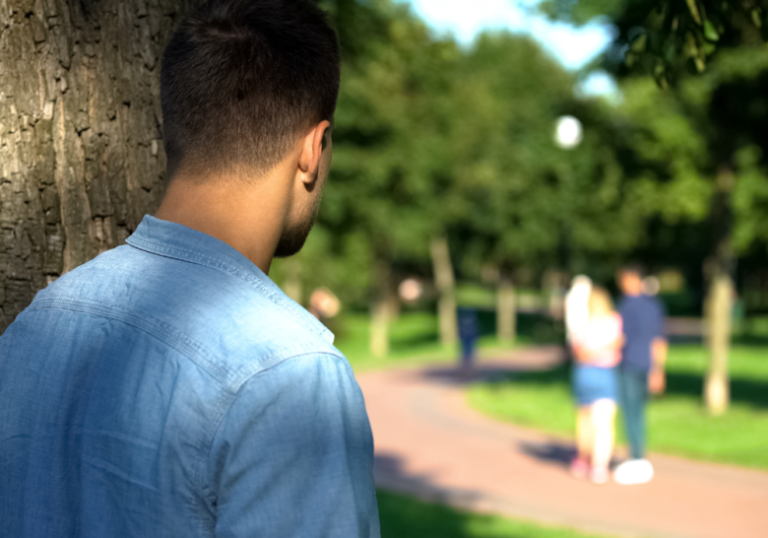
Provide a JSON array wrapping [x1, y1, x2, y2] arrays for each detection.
[[576, 406, 593, 460], [590, 398, 617, 469]]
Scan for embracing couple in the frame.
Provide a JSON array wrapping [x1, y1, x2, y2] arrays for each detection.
[[566, 265, 667, 485]]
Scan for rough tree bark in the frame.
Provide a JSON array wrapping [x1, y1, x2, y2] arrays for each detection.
[[0, 0, 199, 334], [430, 235, 456, 347]]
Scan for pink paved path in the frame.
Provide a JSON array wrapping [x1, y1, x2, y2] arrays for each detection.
[[357, 347, 768, 538]]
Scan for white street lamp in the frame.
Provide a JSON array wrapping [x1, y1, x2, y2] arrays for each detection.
[[554, 115, 583, 150]]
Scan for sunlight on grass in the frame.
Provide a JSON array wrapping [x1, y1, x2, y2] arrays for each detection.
[[467, 346, 768, 470], [378, 490, 614, 538]]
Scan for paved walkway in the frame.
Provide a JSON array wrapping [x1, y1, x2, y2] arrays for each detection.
[[357, 347, 768, 538]]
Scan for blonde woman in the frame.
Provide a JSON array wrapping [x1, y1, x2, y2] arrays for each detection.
[[570, 286, 623, 484]]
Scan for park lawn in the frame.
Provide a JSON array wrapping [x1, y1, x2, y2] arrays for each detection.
[[467, 345, 768, 471], [377, 490, 613, 538], [334, 311, 518, 372]]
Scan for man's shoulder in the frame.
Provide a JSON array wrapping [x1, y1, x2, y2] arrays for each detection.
[[29, 244, 342, 392]]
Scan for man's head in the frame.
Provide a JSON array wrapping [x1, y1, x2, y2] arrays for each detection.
[[617, 263, 645, 297], [160, 0, 340, 257]]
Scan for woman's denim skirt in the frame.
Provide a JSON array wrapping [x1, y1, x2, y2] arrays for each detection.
[[572, 364, 619, 406]]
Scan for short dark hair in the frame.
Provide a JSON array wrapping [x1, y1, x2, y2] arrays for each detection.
[[160, 0, 340, 179]]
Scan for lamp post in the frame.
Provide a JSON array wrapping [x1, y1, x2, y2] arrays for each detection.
[[552, 115, 583, 306]]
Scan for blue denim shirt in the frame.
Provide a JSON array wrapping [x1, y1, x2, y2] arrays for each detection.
[[0, 216, 380, 538]]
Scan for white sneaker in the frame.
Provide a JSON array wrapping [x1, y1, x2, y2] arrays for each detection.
[[613, 459, 654, 485]]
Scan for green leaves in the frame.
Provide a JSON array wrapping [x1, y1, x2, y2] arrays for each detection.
[[544, 0, 768, 86]]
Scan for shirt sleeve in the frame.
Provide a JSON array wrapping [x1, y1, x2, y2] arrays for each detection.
[[207, 353, 380, 538]]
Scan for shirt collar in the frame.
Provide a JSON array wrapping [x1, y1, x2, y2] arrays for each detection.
[[126, 215, 334, 344]]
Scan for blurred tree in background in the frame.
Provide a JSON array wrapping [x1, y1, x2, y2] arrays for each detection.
[[546, 0, 768, 414], [542, 0, 768, 84]]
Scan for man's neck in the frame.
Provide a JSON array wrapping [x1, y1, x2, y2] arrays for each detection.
[[155, 174, 288, 274]]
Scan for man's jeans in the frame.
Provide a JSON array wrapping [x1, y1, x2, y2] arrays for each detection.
[[619, 368, 648, 459]]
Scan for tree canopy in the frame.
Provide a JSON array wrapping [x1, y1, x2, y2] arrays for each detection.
[[542, 0, 768, 85]]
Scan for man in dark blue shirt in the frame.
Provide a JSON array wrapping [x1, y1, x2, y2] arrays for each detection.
[[614, 264, 667, 485]]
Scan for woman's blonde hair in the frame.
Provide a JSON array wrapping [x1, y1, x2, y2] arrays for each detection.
[[588, 286, 614, 318]]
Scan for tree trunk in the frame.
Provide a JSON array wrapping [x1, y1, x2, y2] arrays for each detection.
[[704, 165, 735, 415], [497, 273, 516, 346], [370, 296, 389, 359], [370, 256, 393, 358], [430, 235, 456, 347], [0, 0, 200, 334], [704, 270, 732, 415]]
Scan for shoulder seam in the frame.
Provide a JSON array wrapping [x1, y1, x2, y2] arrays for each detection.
[[30, 296, 233, 384], [126, 238, 334, 344], [27, 297, 343, 391]]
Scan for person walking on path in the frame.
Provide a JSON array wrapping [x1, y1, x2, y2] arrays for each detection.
[[458, 307, 480, 379], [0, 1, 380, 537], [613, 264, 668, 485], [570, 287, 623, 484]]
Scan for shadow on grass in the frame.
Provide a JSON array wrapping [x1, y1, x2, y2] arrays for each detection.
[[389, 331, 440, 354], [375, 453, 602, 538], [378, 489, 485, 538], [665, 371, 768, 409], [669, 334, 768, 346], [374, 454, 488, 538]]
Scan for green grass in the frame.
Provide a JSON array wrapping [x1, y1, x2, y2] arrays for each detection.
[[333, 311, 518, 372], [378, 490, 613, 538], [467, 345, 768, 471]]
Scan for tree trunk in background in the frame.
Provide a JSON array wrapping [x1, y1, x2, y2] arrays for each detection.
[[430, 235, 456, 347], [704, 165, 735, 415], [370, 256, 393, 358], [705, 269, 732, 415], [497, 273, 515, 346], [370, 297, 389, 358], [0, 0, 199, 334]]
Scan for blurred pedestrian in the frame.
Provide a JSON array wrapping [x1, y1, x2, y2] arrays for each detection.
[[570, 286, 623, 484], [613, 264, 668, 485], [458, 307, 480, 379], [309, 287, 342, 321]]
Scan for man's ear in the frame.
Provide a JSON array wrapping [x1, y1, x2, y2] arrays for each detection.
[[298, 120, 331, 186]]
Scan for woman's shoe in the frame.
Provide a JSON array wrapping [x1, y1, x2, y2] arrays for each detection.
[[590, 465, 609, 485], [570, 457, 589, 479]]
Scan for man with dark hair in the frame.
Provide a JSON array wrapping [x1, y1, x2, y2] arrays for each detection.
[[613, 263, 667, 485], [0, 1, 380, 536]]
